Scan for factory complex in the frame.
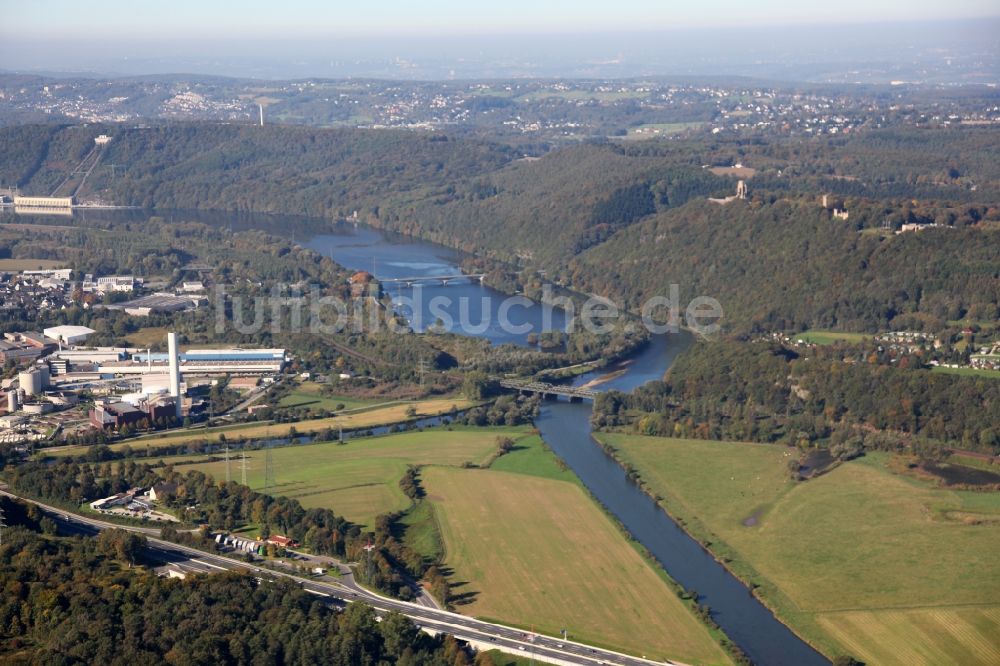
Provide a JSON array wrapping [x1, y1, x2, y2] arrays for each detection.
[[2, 329, 286, 442]]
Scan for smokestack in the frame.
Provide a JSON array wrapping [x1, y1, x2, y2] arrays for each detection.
[[259, 104, 264, 127], [167, 332, 182, 418]]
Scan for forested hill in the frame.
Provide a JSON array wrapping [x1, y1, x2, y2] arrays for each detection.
[[0, 122, 517, 213], [568, 198, 1000, 333], [2, 122, 998, 332]]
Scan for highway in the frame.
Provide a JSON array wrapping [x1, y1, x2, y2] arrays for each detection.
[[2, 490, 682, 666]]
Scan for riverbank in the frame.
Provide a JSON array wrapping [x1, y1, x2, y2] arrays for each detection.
[[594, 433, 1000, 665]]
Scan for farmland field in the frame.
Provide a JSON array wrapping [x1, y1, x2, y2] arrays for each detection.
[[47, 398, 476, 457], [601, 433, 1000, 664], [422, 440, 731, 665], [166, 427, 525, 527], [0, 258, 67, 271]]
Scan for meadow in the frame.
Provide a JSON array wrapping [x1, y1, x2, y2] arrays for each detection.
[[48, 398, 476, 458], [124, 326, 171, 348], [166, 427, 523, 527], [931, 365, 1000, 380], [601, 433, 1000, 665], [420, 437, 731, 665], [624, 122, 704, 139], [112, 424, 733, 661], [0, 258, 67, 270], [277, 381, 381, 411]]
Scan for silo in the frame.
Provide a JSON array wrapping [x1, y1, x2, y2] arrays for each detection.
[[18, 370, 42, 397]]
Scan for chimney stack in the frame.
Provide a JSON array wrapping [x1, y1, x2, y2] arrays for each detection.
[[167, 332, 182, 418]]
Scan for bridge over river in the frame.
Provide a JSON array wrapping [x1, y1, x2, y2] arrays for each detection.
[[496, 377, 598, 401], [380, 273, 486, 287]]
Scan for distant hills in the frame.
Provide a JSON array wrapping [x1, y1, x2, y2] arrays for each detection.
[[1, 121, 997, 333]]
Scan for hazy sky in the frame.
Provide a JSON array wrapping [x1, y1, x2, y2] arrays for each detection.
[[7, 0, 1000, 37]]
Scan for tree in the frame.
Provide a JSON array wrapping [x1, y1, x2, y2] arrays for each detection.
[[97, 529, 147, 568], [461, 372, 498, 400], [379, 612, 419, 660]]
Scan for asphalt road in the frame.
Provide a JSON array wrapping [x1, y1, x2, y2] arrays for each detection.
[[2, 490, 682, 666]]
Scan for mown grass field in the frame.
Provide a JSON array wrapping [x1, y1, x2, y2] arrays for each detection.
[[422, 438, 731, 665], [602, 434, 1000, 664], [166, 427, 524, 527], [624, 122, 704, 139], [124, 326, 170, 348], [277, 381, 381, 411], [793, 330, 871, 345], [48, 398, 476, 458], [0, 258, 67, 271], [931, 365, 1000, 379]]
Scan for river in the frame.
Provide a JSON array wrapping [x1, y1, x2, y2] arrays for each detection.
[[299, 221, 828, 666], [28, 208, 826, 664]]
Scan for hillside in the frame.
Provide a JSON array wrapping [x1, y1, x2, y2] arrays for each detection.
[[569, 198, 1000, 332], [2, 122, 998, 332]]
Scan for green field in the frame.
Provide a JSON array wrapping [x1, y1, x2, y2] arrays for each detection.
[[601, 434, 1000, 664], [931, 365, 1000, 379], [624, 122, 704, 139], [421, 437, 731, 665], [515, 89, 647, 103], [0, 258, 67, 271], [793, 330, 871, 345], [167, 427, 525, 527], [278, 381, 381, 411], [48, 398, 476, 457], [124, 326, 171, 348]]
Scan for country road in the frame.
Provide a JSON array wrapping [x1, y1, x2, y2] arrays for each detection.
[[1, 489, 682, 666]]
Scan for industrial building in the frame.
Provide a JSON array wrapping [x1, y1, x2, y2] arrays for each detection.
[[82, 275, 137, 293], [109, 348, 287, 376], [43, 325, 96, 346], [105, 293, 204, 316], [0, 339, 43, 364], [89, 398, 177, 429], [13, 196, 74, 208]]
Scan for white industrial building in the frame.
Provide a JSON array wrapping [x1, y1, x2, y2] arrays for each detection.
[[104, 348, 286, 376], [13, 196, 73, 209], [82, 275, 137, 293], [43, 325, 96, 346]]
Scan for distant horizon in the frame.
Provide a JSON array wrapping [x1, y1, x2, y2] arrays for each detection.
[[5, 0, 1000, 37], [2, 16, 997, 83]]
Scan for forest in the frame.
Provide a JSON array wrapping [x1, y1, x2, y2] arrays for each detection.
[[592, 339, 1000, 455], [4, 455, 447, 601], [0, 503, 479, 665], [569, 198, 1000, 333], [2, 122, 996, 334]]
